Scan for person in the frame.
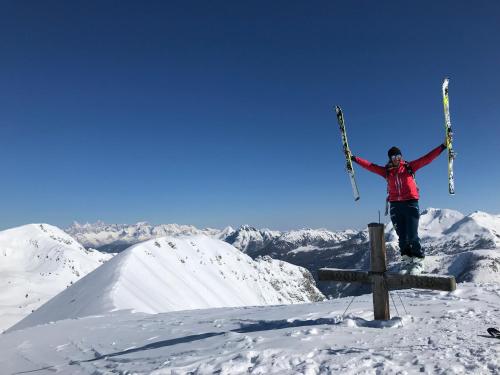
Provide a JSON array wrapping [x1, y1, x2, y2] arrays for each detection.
[[350, 143, 447, 275]]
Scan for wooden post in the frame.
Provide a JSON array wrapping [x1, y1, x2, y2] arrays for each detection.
[[368, 223, 390, 320], [318, 222, 456, 321]]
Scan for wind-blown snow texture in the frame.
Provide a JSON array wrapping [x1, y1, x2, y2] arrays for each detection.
[[2, 283, 499, 374], [9, 235, 323, 331], [0, 224, 111, 332]]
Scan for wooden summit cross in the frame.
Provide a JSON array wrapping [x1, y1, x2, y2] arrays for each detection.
[[318, 223, 456, 320]]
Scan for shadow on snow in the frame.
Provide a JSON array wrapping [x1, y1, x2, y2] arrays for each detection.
[[74, 317, 343, 364]]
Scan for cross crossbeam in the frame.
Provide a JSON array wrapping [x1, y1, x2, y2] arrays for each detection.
[[318, 268, 456, 292], [318, 223, 456, 320]]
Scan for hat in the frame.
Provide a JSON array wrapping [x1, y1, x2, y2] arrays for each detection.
[[388, 146, 402, 159]]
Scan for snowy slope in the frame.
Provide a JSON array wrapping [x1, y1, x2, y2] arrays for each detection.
[[2, 283, 499, 374], [0, 224, 111, 332], [10, 235, 324, 331], [66, 221, 221, 252], [442, 211, 500, 248], [418, 207, 465, 238]]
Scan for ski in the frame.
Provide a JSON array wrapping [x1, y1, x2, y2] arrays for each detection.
[[442, 78, 455, 195], [335, 105, 360, 201], [487, 327, 500, 338]]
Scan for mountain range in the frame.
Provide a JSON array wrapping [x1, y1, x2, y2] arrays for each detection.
[[66, 221, 224, 252], [66, 208, 500, 297], [69, 208, 500, 256]]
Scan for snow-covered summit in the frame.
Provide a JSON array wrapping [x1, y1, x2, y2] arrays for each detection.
[[442, 210, 500, 249], [418, 207, 465, 238], [10, 235, 324, 331], [0, 224, 111, 331]]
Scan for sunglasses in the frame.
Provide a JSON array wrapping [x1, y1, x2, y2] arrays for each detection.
[[391, 154, 402, 160]]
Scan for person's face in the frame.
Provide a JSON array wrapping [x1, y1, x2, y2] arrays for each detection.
[[391, 154, 402, 166]]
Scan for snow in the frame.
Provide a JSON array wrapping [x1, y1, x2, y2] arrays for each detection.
[[65, 208, 499, 260], [279, 229, 356, 244], [66, 221, 221, 251], [385, 207, 465, 242], [0, 224, 111, 332], [417, 207, 465, 238], [443, 211, 500, 248], [385, 208, 500, 254], [9, 235, 323, 332], [223, 225, 281, 255], [1, 283, 499, 374], [2, 208, 500, 373]]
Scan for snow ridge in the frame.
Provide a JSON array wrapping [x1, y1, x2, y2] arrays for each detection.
[[9, 235, 324, 331]]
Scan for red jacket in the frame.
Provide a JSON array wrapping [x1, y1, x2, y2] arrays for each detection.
[[353, 144, 446, 202]]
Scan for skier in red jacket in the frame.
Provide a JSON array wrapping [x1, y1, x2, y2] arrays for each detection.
[[351, 143, 447, 274]]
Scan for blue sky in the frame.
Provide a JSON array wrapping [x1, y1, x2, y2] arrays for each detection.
[[0, 1, 499, 231]]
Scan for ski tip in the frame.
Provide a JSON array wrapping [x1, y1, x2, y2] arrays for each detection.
[[487, 327, 500, 338], [335, 105, 341, 113]]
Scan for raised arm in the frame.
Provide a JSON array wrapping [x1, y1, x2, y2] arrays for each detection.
[[352, 155, 386, 178], [409, 144, 446, 172]]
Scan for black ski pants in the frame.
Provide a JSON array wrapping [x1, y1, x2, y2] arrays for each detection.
[[389, 200, 424, 258]]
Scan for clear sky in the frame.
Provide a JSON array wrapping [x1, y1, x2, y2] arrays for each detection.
[[1, 0, 499, 231]]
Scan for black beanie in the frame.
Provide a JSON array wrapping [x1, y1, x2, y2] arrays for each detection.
[[388, 146, 402, 159]]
